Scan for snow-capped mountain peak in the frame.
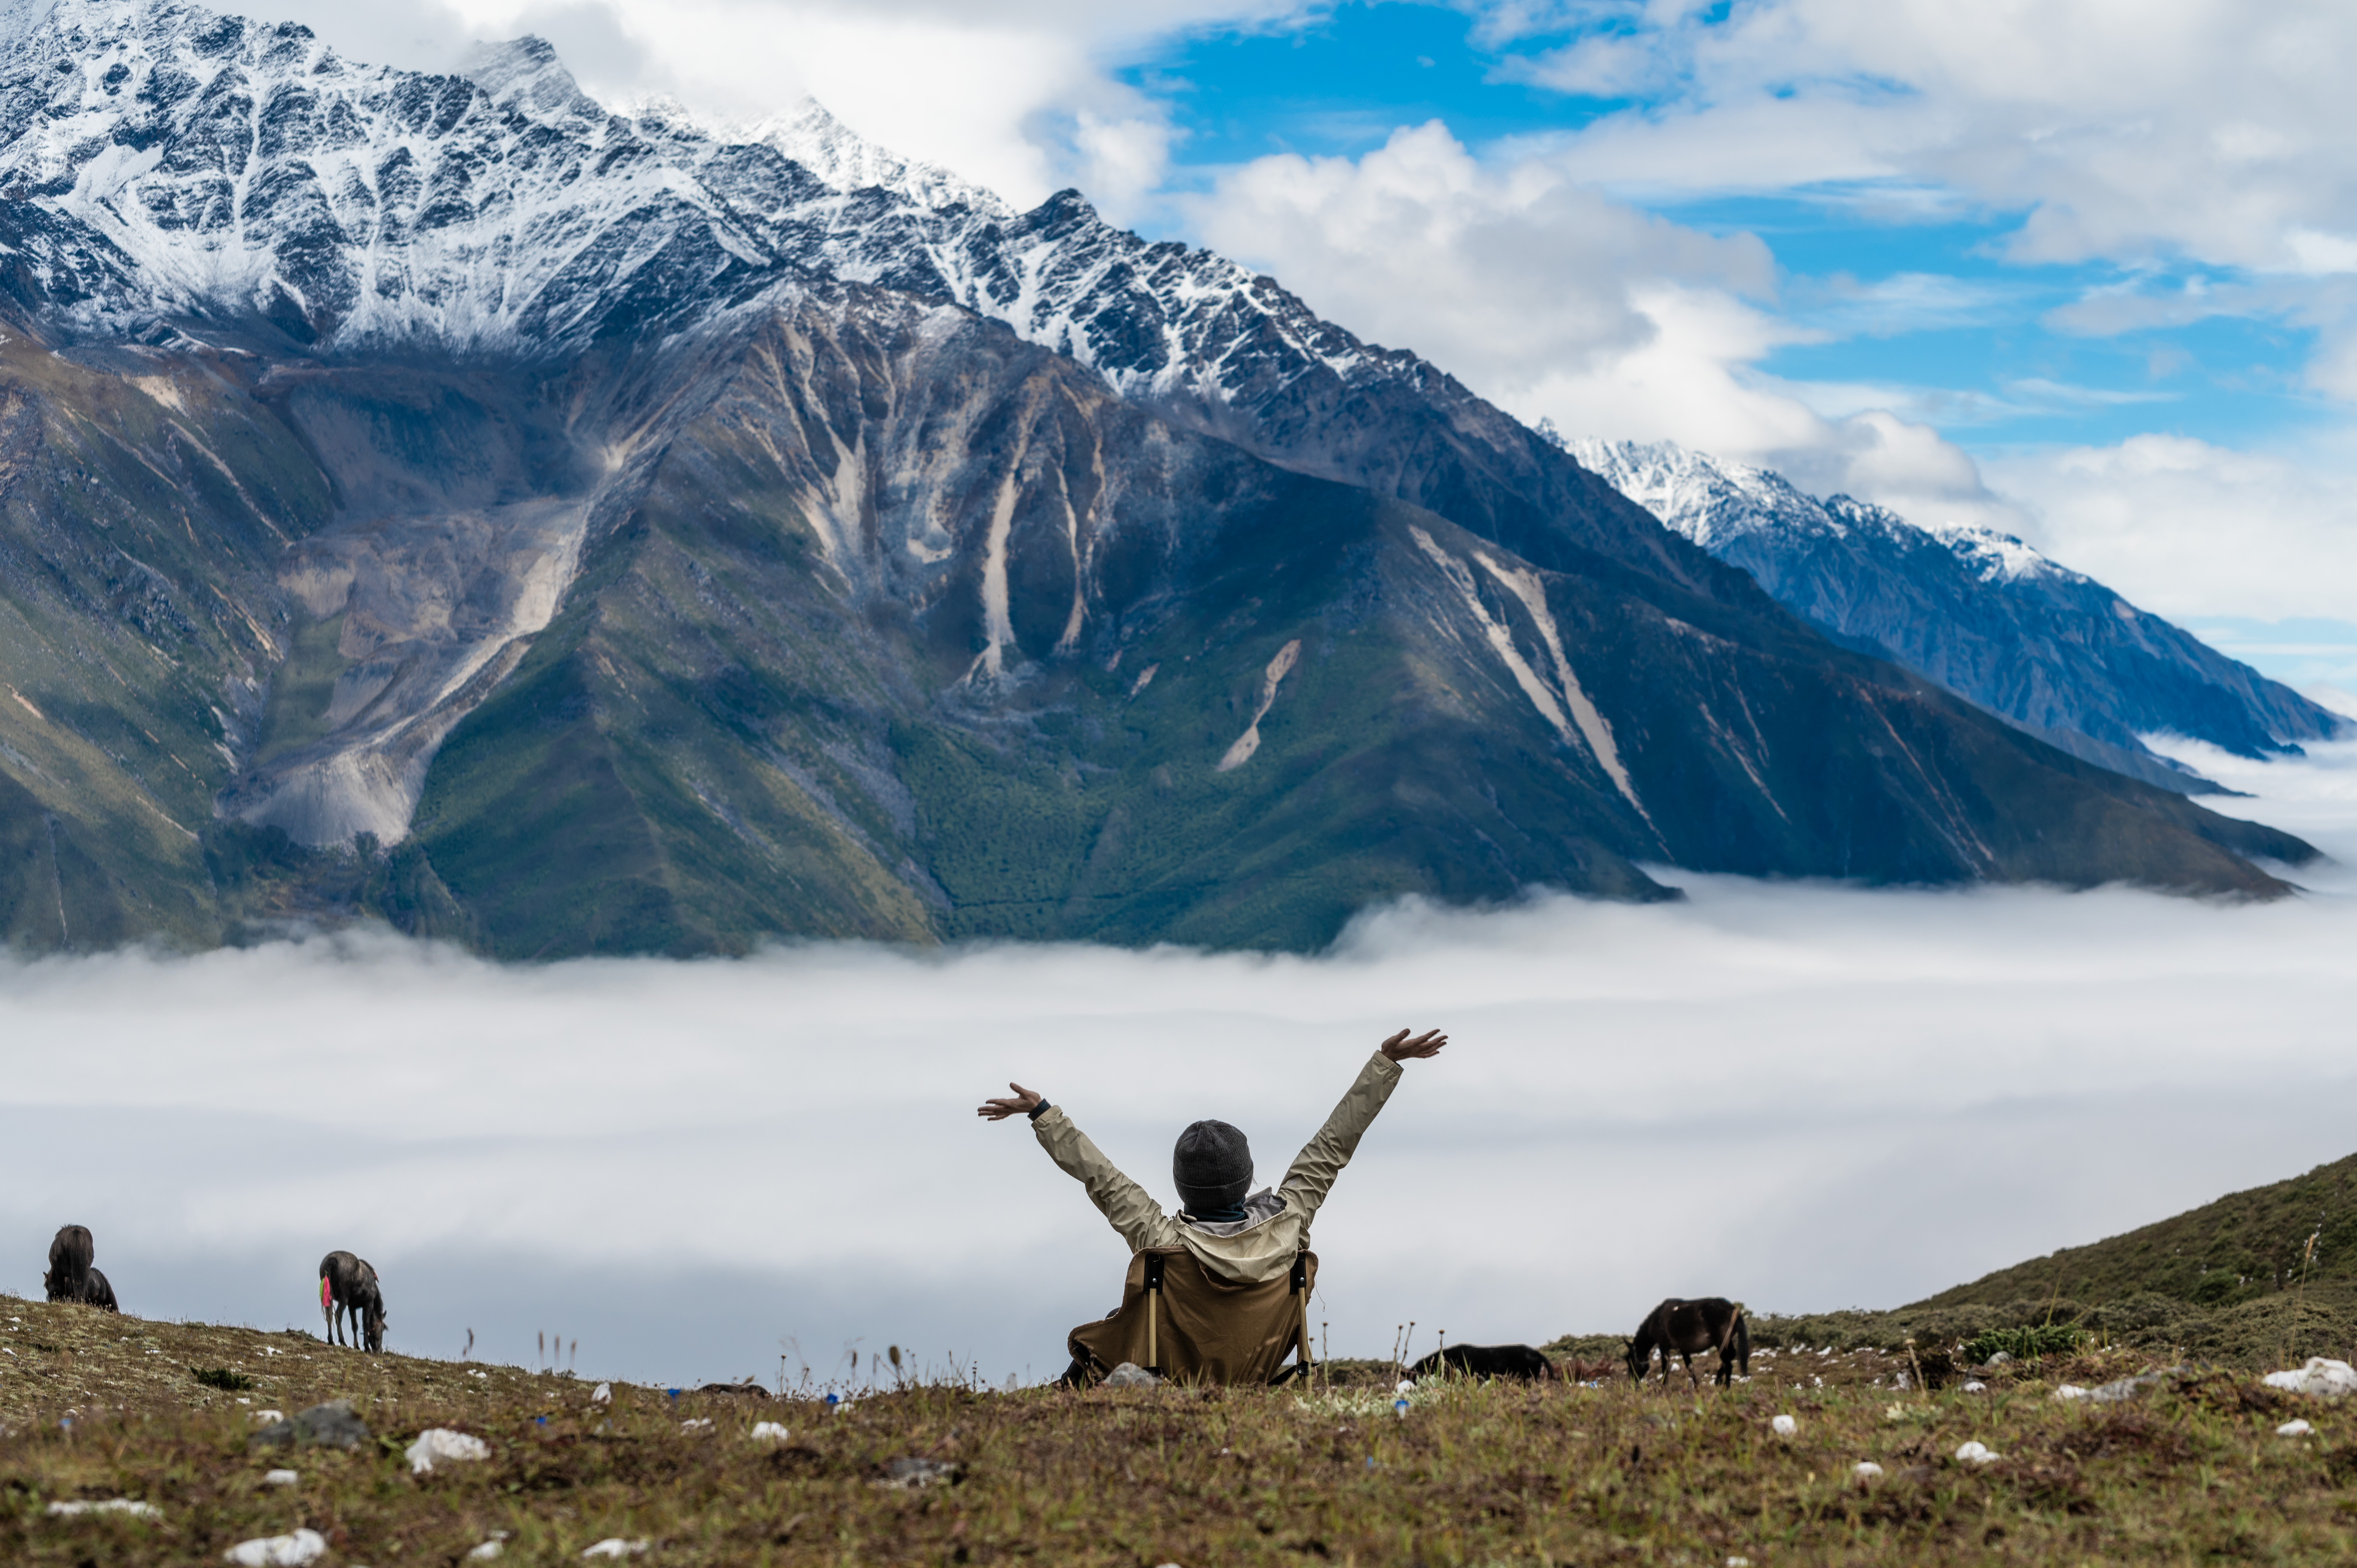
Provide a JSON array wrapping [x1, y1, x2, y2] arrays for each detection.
[[462, 35, 616, 143], [1562, 436, 1848, 551], [731, 96, 1012, 217], [1566, 435, 2083, 588]]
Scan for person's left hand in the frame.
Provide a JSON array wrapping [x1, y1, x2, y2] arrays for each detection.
[[1380, 1028, 1448, 1062], [977, 1082, 1046, 1121]]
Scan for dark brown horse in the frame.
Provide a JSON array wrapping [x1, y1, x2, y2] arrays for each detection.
[[1626, 1297, 1748, 1387], [319, 1251, 386, 1353], [43, 1225, 118, 1312], [1408, 1343, 1560, 1382]]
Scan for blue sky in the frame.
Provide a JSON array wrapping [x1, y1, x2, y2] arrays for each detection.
[[1122, 2, 2327, 457]]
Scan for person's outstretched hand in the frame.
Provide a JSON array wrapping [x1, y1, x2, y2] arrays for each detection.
[[977, 1082, 1046, 1121], [1380, 1027, 1448, 1062]]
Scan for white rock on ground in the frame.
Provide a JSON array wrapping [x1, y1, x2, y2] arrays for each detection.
[[2053, 1385, 2091, 1401], [1770, 1414, 1797, 1437], [2263, 1358, 2357, 1397], [749, 1422, 790, 1440], [581, 1540, 650, 1558], [223, 1528, 328, 1566], [1101, 1362, 1162, 1388], [592, 1383, 612, 1404], [406, 1429, 492, 1474], [1954, 1441, 2000, 1465], [47, 1499, 160, 1517], [467, 1542, 503, 1560], [1853, 1462, 1884, 1478], [2278, 1419, 2314, 1437], [263, 1470, 299, 1487]]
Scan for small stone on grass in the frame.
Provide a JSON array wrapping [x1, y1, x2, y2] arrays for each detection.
[[223, 1527, 327, 1566]]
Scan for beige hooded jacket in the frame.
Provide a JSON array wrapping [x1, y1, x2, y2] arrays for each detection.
[[1030, 1051, 1403, 1286]]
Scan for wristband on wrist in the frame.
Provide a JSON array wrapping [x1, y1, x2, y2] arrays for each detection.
[[1027, 1099, 1051, 1120]]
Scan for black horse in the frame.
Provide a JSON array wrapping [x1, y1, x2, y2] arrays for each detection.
[[1408, 1343, 1560, 1382], [319, 1251, 386, 1353], [1626, 1297, 1748, 1387], [43, 1225, 118, 1312]]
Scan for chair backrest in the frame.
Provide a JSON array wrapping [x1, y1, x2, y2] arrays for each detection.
[[1068, 1248, 1318, 1387]]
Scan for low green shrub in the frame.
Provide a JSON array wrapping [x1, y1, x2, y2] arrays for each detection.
[[1963, 1323, 2088, 1363]]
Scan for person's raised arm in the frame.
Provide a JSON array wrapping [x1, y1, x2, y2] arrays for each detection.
[[1279, 1027, 1447, 1219], [978, 1081, 1176, 1254]]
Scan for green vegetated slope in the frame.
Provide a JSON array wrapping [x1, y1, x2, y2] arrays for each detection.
[[0, 328, 328, 946], [405, 297, 2318, 957], [408, 302, 1675, 958]]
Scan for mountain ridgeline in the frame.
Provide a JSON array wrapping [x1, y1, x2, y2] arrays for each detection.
[[1573, 438, 2352, 794], [0, 0, 2322, 956]]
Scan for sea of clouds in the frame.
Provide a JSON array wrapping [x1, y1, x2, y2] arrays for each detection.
[[3, 736, 2354, 1388]]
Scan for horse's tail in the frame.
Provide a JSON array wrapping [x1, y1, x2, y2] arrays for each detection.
[[1730, 1305, 1751, 1374]]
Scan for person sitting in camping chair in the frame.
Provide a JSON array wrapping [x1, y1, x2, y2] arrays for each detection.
[[976, 1027, 1447, 1386]]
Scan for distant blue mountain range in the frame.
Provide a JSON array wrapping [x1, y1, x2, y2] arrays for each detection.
[[1567, 434, 2351, 795]]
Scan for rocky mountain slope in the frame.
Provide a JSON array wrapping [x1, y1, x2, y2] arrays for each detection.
[[1572, 437, 2352, 793], [0, 0, 2322, 955]]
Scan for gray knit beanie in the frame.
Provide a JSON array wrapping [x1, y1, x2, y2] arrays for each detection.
[[1173, 1119, 1253, 1211]]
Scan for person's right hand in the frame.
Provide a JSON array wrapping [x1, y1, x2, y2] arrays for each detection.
[[1380, 1028, 1447, 1062], [977, 1082, 1046, 1121]]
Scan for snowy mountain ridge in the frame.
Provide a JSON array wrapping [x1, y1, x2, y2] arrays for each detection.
[[1567, 433, 2350, 772], [0, 0, 1384, 401], [1560, 432, 2070, 589]]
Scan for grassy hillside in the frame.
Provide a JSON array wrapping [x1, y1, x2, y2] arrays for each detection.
[[1918, 1153, 2357, 1312], [1541, 1154, 2357, 1371], [6, 1294, 2356, 1566]]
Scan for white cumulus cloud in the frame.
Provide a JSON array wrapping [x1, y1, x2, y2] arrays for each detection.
[[1982, 433, 2357, 625]]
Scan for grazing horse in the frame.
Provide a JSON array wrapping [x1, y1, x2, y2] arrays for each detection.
[[1408, 1343, 1560, 1382], [1626, 1298, 1749, 1387], [42, 1225, 118, 1312], [319, 1252, 387, 1353]]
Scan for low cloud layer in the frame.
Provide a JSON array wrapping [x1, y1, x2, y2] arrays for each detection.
[[5, 748, 2355, 1386]]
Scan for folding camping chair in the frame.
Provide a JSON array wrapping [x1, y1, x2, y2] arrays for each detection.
[[1065, 1247, 1318, 1387]]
